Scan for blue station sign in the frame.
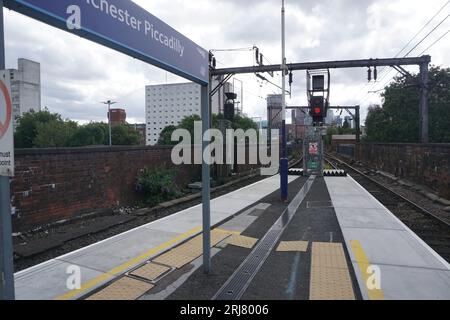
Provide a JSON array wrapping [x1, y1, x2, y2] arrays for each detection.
[[4, 0, 209, 84]]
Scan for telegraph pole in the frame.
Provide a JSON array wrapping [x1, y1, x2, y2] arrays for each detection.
[[280, 0, 288, 201], [0, 0, 16, 300], [102, 100, 116, 146], [419, 62, 429, 143]]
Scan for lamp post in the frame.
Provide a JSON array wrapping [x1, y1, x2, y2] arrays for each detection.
[[102, 100, 117, 146], [280, 0, 288, 202]]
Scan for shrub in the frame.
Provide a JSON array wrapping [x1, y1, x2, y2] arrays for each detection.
[[135, 168, 181, 206]]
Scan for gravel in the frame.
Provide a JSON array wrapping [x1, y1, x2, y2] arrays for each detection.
[[348, 160, 450, 225]]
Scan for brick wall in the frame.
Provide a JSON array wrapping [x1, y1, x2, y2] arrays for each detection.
[[356, 143, 450, 199], [11, 146, 201, 232]]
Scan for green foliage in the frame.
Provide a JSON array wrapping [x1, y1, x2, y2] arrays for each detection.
[[179, 115, 201, 135], [158, 113, 259, 145], [158, 125, 178, 145], [70, 122, 108, 147], [14, 108, 62, 148], [14, 110, 142, 148], [135, 168, 181, 206], [365, 66, 450, 143], [324, 126, 356, 146], [111, 124, 141, 146], [33, 120, 78, 148]]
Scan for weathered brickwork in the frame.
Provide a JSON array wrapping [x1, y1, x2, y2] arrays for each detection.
[[11, 146, 201, 231], [356, 143, 450, 199]]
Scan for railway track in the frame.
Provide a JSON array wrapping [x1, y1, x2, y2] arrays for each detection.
[[325, 155, 450, 264]]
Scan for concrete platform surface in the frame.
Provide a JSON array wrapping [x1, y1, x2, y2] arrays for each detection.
[[14, 175, 297, 300], [326, 176, 450, 300]]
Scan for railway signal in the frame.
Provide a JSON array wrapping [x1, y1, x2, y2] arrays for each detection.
[[309, 96, 326, 124]]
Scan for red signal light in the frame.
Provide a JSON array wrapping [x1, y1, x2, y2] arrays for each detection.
[[314, 107, 322, 114]]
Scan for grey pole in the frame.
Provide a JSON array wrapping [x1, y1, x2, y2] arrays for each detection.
[[102, 100, 116, 146], [280, 0, 288, 201], [0, 0, 16, 300], [419, 62, 429, 144], [356, 106, 361, 143], [108, 102, 112, 146], [201, 79, 211, 274]]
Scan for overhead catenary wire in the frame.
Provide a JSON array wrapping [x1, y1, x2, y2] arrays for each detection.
[[367, 17, 449, 99], [404, 13, 450, 57], [419, 29, 450, 55], [355, 0, 450, 104]]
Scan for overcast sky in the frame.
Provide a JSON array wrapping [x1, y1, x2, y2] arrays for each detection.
[[3, 0, 450, 124]]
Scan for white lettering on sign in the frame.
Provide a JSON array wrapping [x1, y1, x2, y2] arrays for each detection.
[[0, 71, 14, 177], [83, 0, 185, 57]]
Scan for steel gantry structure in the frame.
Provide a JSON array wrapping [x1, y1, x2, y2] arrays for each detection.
[[210, 55, 431, 200]]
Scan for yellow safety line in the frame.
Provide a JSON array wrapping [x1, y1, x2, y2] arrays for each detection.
[[55, 226, 202, 300], [350, 240, 385, 300]]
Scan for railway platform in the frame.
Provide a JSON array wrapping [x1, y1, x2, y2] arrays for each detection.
[[13, 172, 450, 300]]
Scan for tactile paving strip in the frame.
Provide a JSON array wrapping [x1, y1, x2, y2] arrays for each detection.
[[130, 263, 171, 281], [226, 234, 259, 249], [309, 242, 355, 300], [152, 251, 197, 269], [86, 277, 153, 300], [276, 241, 309, 252], [152, 229, 233, 269]]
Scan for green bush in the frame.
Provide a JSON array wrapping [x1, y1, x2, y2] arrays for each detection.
[[135, 168, 181, 206]]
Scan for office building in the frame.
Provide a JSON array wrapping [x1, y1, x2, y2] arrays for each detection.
[[145, 80, 236, 146], [267, 94, 283, 130], [7, 58, 41, 126]]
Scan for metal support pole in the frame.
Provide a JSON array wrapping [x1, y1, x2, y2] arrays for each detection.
[[355, 106, 361, 143], [419, 62, 429, 144], [201, 79, 211, 274], [280, 0, 288, 202], [102, 100, 116, 146], [108, 103, 112, 146], [0, 0, 16, 300]]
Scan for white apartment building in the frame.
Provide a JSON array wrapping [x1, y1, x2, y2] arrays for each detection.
[[7, 58, 41, 126], [145, 81, 234, 146]]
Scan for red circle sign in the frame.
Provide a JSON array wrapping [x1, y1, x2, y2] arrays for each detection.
[[0, 79, 12, 140]]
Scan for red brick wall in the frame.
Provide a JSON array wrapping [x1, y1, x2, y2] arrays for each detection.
[[356, 143, 450, 199], [11, 146, 201, 232]]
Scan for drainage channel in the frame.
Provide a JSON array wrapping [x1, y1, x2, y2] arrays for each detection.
[[213, 176, 316, 300]]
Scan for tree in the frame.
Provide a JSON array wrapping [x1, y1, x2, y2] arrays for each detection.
[[157, 115, 200, 145], [14, 109, 142, 148], [232, 115, 259, 132], [111, 124, 141, 146], [325, 126, 356, 146], [14, 109, 62, 148], [365, 66, 450, 143], [69, 122, 108, 147], [33, 120, 78, 148], [158, 114, 259, 145], [157, 125, 178, 145]]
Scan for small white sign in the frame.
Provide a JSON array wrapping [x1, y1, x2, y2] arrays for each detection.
[[0, 70, 14, 177]]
